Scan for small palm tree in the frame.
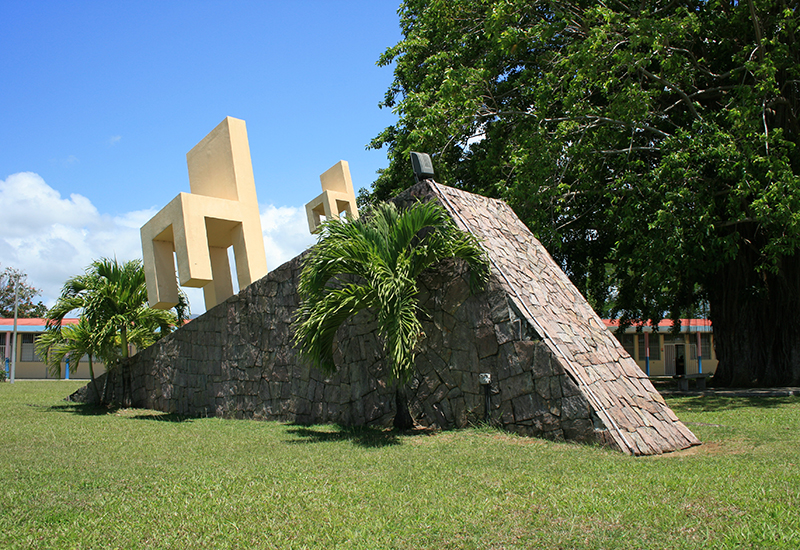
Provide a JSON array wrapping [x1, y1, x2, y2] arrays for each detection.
[[46, 258, 188, 404], [293, 200, 489, 429]]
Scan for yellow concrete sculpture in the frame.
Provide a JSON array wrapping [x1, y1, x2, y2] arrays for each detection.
[[140, 116, 268, 311], [305, 160, 359, 234]]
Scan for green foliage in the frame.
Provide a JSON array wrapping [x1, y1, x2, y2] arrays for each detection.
[[294, 200, 489, 383], [0, 265, 47, 318], [45, 258, 184, 369], [370, 0, 800, 384]]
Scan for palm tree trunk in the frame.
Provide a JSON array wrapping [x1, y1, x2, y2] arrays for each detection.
[[120, 327, 132, 407], [393, 385, 415, 430], [102, 369, 112, 405], [88, 358, 101, 403], [120, 326, 129, 358], [121, 360, 132, 408]]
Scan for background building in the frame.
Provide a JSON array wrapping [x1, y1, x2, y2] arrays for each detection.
[[1, 318, 106, 380], [605, 319, 717, 376]]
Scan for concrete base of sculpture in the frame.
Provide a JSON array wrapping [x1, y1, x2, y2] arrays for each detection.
[[73, 182, 699, 455]]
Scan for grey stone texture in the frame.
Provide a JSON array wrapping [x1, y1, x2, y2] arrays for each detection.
[[71, 181, 699, 455]]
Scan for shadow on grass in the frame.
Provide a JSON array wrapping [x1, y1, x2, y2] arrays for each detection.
[[124, 412, 194, 423], [35, 401, 194, 422], [30, 401, 115, 417], [667, 395, 795, 413], [285, 425, 436, 448]]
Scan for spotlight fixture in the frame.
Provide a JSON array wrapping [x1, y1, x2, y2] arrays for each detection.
[[410, 152, 435, 182]]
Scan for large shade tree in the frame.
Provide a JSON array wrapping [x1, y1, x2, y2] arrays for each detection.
[[369, 0, 800, 386], [293, 200, 489, 428]]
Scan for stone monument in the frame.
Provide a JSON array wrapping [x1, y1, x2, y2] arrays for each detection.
[[140, 117, 268, 311], [75, 172, 699, 455]]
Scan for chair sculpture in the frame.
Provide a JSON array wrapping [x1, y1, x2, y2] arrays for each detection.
[[305, 160, 359, 234], [140, 116, 268, 311]]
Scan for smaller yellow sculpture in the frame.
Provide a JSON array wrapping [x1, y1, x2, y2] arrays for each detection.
[[305, 160, 359, 234], [140, 117, 268, 311]]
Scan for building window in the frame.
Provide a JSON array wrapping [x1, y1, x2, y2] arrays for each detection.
[[701, 334, 712, 359], [686, 334, 712, 360], [20, 334, 43, 362], [638, 333, 661, 361], [0, 332, 5, 360]]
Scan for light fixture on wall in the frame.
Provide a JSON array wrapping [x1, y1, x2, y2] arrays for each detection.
[[411, 152, 435, 183], [479, 372, 492, 422]]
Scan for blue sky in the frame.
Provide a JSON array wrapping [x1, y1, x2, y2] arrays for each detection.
[[1, 1, 402, 312]]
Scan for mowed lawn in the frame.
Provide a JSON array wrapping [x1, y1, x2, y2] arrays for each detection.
[[1, 381, 798, 549]]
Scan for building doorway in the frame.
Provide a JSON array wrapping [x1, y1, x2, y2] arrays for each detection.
[[665, 343, 697, 375]]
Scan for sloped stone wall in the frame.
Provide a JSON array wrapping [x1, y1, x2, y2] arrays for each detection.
[[75, 254, 607, 445], [407, 259, 604, 444], [420, 181, 699, 454]]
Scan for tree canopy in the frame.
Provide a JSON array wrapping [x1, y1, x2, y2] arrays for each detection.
[[369, 0, 800, 386], [0, 265, 47, 318]]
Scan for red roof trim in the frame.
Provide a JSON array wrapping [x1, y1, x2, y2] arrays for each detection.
[[0, 318, 79, 327]]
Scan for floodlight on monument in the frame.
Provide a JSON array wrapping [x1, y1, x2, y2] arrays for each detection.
[[411, 152, 435, 182], [305, 160, 359, 234], [140, 117, 268, 312]]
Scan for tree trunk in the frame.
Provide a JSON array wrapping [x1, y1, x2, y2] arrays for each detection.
[[102, 369, 114, 405], [393, 385, 415, 430], [120, 360, 132, 408], [88, 358, 101, 403], [709, 246, 800, 387]]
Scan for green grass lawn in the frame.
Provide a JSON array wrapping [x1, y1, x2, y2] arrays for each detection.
[[1, 381, 798, 549]]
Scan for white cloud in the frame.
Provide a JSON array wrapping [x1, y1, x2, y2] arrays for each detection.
[[109, 135, 122, 146], [260, 204, 317, 271], [0, 172, 155, 307], [0, 172, 317, 315]]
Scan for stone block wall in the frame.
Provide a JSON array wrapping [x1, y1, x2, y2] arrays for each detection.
[[77, 254, 606, 445]]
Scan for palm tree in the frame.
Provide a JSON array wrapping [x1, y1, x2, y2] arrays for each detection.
[[46, 258, 188, 404], [293, 200, 489, 429]]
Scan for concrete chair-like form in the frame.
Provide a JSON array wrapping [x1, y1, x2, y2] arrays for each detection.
[[140, 116, 268, 311], [305, 160, 359, 234]]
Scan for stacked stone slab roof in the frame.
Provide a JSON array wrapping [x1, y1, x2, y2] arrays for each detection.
[[415, 180, 699, 455]]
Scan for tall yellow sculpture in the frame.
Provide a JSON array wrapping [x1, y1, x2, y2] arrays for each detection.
[[305, 160, 359, 234], [141, 117, 268, 311]]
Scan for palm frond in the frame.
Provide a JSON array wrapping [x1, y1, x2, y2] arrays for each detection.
[[293, 198, 490, 384], [293, 283, 374, 372], [45, 257, 184, 370]]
